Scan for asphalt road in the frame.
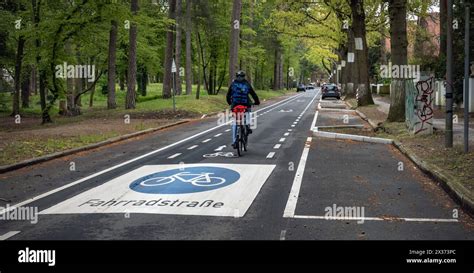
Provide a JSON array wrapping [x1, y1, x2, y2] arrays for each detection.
[[0, 88, 472, 240]]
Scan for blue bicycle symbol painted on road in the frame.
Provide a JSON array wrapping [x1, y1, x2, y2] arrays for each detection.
[[129, 166, 240, 194]]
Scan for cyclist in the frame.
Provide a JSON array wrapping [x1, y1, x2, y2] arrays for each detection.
[[226, 71, 260, 149]]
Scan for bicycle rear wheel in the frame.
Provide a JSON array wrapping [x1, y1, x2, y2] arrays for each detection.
[[236, 134, 242, 157], [241, 125, 247, 152]]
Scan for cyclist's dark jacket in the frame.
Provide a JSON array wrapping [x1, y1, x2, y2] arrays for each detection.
[[226, 79, 260, 108]]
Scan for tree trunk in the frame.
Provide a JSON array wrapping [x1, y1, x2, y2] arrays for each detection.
[[175, 0, 183, 95], [119, 72, 125, 91], [12, 36, 25, 116], [163, 0, 176, 99], [350, 0, 373, 106], [345, 28, 356, 98], [89, 82, 95, 107], [228, 0, 242, 84], [32, 0, 50, 123], [197, 30, 209, 93], [31, 66, 37, 95], [185, 0, 193, 95], [273, 46, 283, 90], [126, 0, 138, 109], [107, 20, 118, 109], [21, 65, 31, 108], [63, 40, 73, 116], [387, 0, 408, 122]]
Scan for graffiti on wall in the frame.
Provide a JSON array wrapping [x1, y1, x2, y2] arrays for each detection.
[[405, 76, 434, 135]]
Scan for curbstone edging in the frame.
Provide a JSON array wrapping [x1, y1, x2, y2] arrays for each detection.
[[313, 130, 393, 144]]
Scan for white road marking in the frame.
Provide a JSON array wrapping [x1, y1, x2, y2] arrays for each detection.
[[202, 138, 212, 143], [311, 111, 319, 131], [292, 215, 459, 223], [214, 133, 222, 137], [283, 137, 312, 218], [201, 114, 207, 119], [284, 132, 290, 136], [167, 153, 182, 159], [225, 129, 231, 132], [280, 230, 287, 240], [266, 152, 276, 159], [291, 125, 295, 127], [0, 92, 304, 217], [187, 145, 198, 150], [41, 164, 276, 218], [288, 129, 293, 132], [279, 138, 286, 142], [214, 145, 226, 151], [0, 231, 21, 240], [273, 144, 281, 149]]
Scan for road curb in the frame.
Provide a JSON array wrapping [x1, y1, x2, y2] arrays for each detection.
[[313, 130, 393, 144], [0, 120, 189, 174], [392, 140, 474, 216]]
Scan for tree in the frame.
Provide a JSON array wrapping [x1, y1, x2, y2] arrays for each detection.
[[349, 0, 374, 106], [228, 0, 242, 84], [386, 0, 408, 122], [107, 20, 118, 109], [12, 36, 25, 116], [126, 0, 138, 109], [31, 0, 50, 124], [163, 0, 176, 99]]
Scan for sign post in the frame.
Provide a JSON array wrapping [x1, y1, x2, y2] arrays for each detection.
[[172, 59, 177, 112]]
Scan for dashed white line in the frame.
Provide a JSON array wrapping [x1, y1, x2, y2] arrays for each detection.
[[187, 145, 199, 150], [284, 132, 290, 136], [202, 138, 212, 143], [273, 144, 282, 149], [280, 230, 287, 240], [291, 125, 295, 127], [0, 231, 21, 240], [266, 152, 276, 159], [288, 129, 293, 132], [167, 153, 182, 159], [214, 133, 222, 137], [225, 129, 231, 132], [279, 138, 286, 142]]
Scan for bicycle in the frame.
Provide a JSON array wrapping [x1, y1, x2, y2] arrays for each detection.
[[232, 105, 250, 157], [139, 172, 226, 187]]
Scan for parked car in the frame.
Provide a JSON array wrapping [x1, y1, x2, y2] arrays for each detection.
[[296, 84, 306, 92], [305, 85, 316, 91], [321, 83, 341, 100]]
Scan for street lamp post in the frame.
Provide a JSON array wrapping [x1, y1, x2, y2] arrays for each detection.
[[464, 2, 470, 153], [446, 0, 454, 148]]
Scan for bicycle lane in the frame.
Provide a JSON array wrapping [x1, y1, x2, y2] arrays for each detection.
[[0, 91, 318, 239]]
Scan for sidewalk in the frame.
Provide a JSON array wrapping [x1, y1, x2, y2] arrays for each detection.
[[373, 95, 474, 145]]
